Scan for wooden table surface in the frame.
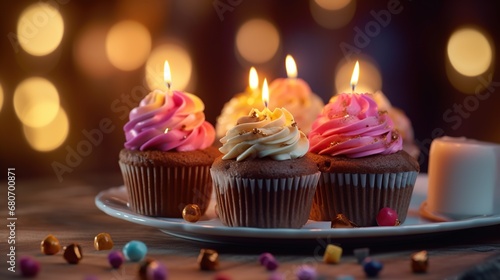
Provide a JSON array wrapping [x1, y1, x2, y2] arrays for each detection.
[[3, 174, 500, 280]]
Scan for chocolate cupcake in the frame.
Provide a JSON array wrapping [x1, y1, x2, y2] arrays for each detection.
[[119, 89, 219, 217], [308, 93, 420, 226], [211, 107, 320, 228]]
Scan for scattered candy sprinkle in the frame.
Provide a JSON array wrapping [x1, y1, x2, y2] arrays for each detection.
[[182, 204, 202, 223], [353, 248, 370, 264], [41, 234, 61, 255], [376, 207, 400, 226], [296, 265, 317, 280], [146, 260, 168, 280], [108, 251, 125, 269], [19, 256, 40, 278], [94, 232, 114, 250], [123, 240, 148, 262], [63, 243, 83, 264], [411, 250, 429, 273], [362, 258, 383, 277], [198, 249, 219, 271], [323, 244, 342, 264], [331, 214, 358, 228]]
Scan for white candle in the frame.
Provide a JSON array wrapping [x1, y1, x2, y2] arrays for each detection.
[[427, 136, 500, 219]]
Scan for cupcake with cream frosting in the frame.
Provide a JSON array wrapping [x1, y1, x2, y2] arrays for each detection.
[[211, 105, 320, 228], [119, 89, 220, 217], [308, 93, 419, 226]]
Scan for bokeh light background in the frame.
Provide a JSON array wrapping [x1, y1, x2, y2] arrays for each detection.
[[0, 0, 499, 179]]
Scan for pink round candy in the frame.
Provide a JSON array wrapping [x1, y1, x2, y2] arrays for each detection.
[[376, 207, 399, 226]]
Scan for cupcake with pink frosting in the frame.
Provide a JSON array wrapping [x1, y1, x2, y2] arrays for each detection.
[[308, 93, 419, 226], [119, 89, 220, 217]]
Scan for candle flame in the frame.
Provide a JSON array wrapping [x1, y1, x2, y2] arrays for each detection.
[[285, 55, 297, 79], [350, 60, 359, 92], [164, 60, 172, 90], [262, 78, 269, 108], [249, 67, 259, 91]]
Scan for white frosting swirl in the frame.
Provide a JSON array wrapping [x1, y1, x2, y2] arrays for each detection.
[[219, 108, 309, 161]]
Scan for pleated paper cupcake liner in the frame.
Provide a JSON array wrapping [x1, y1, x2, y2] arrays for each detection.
[[310, 171, 418, 226], [211, 170, 320, 228], [119, 162, 213, 217]]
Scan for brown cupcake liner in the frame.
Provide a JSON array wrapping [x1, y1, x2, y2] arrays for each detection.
[[211, 170, 320, 228], [310, 171, 418, 226], [119, 162, 213, 217]]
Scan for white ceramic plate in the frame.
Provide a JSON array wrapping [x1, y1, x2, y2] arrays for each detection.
[[95, 174, 500, 245]]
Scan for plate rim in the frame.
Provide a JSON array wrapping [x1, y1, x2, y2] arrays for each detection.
[[94, 174, 500, 241]]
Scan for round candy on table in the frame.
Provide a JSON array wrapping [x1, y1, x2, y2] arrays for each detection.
[[376, 207, 400, 226], [94, 232, 114, 250], [63, 243, 83, 264], [138, 258, 168, 280], [362, 258, 383, 277], [108, 251, 125, 269], [41, 234, 61, 255], [198, 249, 219, 271], [182, 204, 202, 223], [258, 252, 274, 265], [295, 265, 317, 280], [123, 240, 148, 262], [19, 256, 40, 278]]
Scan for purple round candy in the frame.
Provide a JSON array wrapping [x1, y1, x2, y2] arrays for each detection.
[[296, 265, 317, 280], [108, 251, 125, 269], [146, 261, 168, 280], [20, 256, 40, 278], [265, 257, 279, 271], [258, 253, 274, 265], [363, 258, 383, 277]]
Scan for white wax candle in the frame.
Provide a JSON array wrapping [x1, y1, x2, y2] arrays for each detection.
[[427, 136, 500, 219]]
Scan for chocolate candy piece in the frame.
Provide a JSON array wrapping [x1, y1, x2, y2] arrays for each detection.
[[182, 204, 201, 223], [331, 214, 358, 228], [94, 232, 114, 250], [353, 248, 370, 264], [198, 249, 219, 271], [20, 256, 40, 277], [108, 251, 125, 269], [323, 244, 342, 264], [411, 250, 429, 273], [41, 234, 61, 255], [376, 207, 400, 226], [63, 243, 83, 264], [296, 265, 317, 280], [362, 258, 383, 277], [123, 240, 148, 262]]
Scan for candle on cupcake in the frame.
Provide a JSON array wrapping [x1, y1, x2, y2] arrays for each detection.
[[268, 55, 324, 135], [215, 67, 261, 138]]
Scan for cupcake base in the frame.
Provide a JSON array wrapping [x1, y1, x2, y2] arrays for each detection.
[[119, 147, 220, 217], [310, 171, 418, 226], [212, 171, 320, 228]]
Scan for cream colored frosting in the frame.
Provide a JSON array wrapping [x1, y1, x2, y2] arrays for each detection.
[[219, 107, 309, 161], [215, 88, 260, 139]]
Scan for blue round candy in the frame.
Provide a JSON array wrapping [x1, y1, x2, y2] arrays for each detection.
[[363, 258, 383, 277], [123, 240, 148, 262]]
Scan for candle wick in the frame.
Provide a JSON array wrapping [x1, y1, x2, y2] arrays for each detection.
[[166, 82, 172, 91], [351, 84, 356, 93], [264, 100, 268, 108]]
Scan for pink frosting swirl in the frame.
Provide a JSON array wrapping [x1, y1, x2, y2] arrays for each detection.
[[308, 93, 402, 157], [124, 89, 215, 151]]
